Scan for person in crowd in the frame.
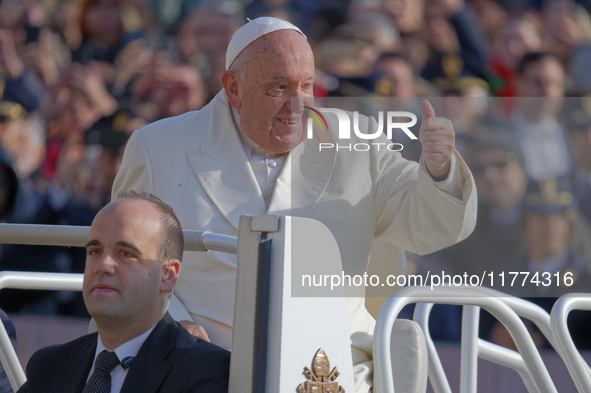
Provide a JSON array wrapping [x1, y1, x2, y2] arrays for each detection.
[[482, 177, 591, 350], [420, 0, 491, 89], [17, 191, 230, 393], [489, 13, 544, 97], [542, 0, 591, 72], [382, 0, 426, 36], [0, 106, 59, 313], [72, 0, 140, 67], [469, 0, 511, 45], [112, 17, 477, 392], [129, 61, 206, 122], [373, 52, 421, 98], [0, 27, 48, 114], [0, 102, 88, 314], [0, 0, 51, 114], [409, 130, 528, 343], [176, 6, 241, 100], [435, 132, 528, 276], [564, 97, 591, 225], [510, 51, 574, 181]]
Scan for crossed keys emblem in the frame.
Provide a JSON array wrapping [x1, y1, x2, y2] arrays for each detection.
[[297, 348, 345, 393]]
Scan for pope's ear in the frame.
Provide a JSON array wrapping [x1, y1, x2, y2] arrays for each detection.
[[221, 71, 241, 110]]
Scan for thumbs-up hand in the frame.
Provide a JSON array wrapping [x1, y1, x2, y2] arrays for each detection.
[[419, 99, 455, 178]]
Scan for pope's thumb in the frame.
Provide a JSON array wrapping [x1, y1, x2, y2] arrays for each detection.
[[420, 99, 436, 120]]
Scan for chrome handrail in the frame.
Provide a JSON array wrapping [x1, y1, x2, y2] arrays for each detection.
[[374, 286, 558, 393], [0, 271, 84, 391], [0, 223, 238, 253]]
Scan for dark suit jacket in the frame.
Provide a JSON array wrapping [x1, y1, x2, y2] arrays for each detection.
[[16, 313, 230, 393]]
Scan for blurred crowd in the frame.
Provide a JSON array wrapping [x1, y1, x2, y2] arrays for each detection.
[[0, 0, 591, 348]]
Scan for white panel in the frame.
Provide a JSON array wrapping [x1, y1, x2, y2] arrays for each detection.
[[266, 216, 355, 392]]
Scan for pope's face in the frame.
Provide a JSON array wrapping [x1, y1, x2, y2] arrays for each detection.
[[232, 30, 315, 154], [83, 199, 165, 328]]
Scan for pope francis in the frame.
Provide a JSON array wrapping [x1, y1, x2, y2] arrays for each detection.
[[112, 17, 478, 393]]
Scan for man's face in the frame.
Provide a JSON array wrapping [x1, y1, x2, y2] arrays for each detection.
[[518, 57, 565, 98], [83, 0, 121, 39], [231, 30, 315, 154], [83, 199, 165, 327], [474, 149, 527, 210], [517, 57, 565, 118], [524, 212, 571, 261], [384, 0, 424, 34], [374, 57, 417, 97]]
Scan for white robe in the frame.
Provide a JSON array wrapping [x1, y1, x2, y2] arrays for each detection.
[[112, 90, 478, 392]]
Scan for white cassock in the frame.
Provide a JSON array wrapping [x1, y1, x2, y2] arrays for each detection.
[[112, 90, 478, 392]]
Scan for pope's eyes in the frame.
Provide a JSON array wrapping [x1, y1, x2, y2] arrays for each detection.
[[268, 84, 288, 97], [267, 82, 314, 97]]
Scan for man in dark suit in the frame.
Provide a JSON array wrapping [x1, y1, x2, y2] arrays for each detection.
[[17, 191, 230, 393]]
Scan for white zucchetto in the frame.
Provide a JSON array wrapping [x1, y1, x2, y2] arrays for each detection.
[[225, 17, 306, 70]]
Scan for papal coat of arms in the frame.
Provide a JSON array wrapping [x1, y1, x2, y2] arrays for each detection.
[[297, 348, 345, 393]]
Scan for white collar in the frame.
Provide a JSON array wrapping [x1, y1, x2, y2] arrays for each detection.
[[231, 106, 282, 158]]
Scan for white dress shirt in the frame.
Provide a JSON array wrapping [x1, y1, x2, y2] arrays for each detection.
[[232, 108, 286, 207], [87, 324, 156, 393], [510, 111, 573, 181]]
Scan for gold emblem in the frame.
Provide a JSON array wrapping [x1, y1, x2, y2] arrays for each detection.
[[375, 76, 395, 96], [112, 111, 130, 131], [540, 178, 573, 206], [297, 348, 345, 393], [442, 54, 463, 79], [0, 101, 26, 120], [526, 178, 573, 207]]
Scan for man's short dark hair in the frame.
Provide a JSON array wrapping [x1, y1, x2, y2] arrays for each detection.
[[114, 190, 184, 262], [376, 51, 412, 66], [517, 51, 561, 76]]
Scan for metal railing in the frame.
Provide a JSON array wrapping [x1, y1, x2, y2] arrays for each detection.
[[412, 286, 559, 393], [0, 271, 84, 390], [0, 223, 238, 253], [551, 294, 591, 393], [373, 286, 559, 393]]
